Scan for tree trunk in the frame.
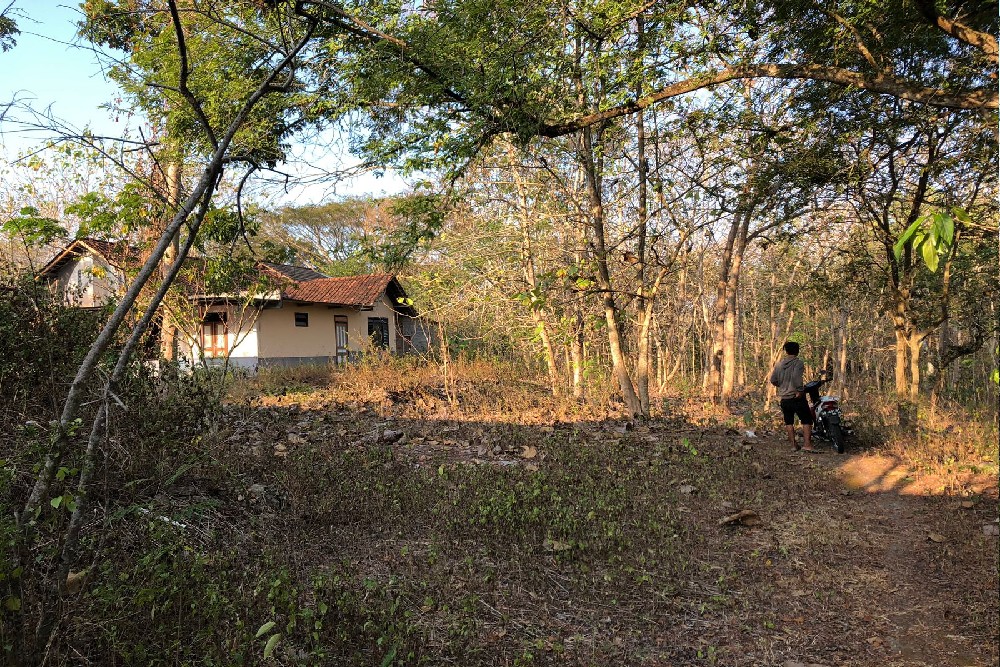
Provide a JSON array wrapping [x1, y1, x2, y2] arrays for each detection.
[[708, 215, 741, 401], [636, 268, 668, 417], [571, 310, 585, 399], [908, 333, 922, 401], [894, 325, 909, 398], [512, 155, 561, 396], [580, 128, 640, 417], [633, 27, 651, 414], [159, 159, 182, 361], [837, 311, 849, 398], [720, 213, 749, 404]]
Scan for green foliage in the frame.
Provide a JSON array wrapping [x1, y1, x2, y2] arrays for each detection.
[[0, 278, 102, 424], [65, 183, 165, 238], [200, 207, 254, 246], [1, 207, 67, 246], [363, 193, 447, 270], [82, 1, 315, 164], [893, 209, 958, 272], [0, 4, 18, 52]]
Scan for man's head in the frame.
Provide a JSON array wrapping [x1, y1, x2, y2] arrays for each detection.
[[783, 341, 800, 356]]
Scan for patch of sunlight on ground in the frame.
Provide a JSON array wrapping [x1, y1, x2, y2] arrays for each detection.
[[838, 456, 926, 495]]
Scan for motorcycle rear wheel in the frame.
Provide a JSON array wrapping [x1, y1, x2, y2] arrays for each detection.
[[829, 423, 846, 454]]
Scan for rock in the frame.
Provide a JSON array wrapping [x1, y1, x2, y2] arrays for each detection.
[[983, 524, 999, 537], [381, 429, 405, 444], [718, 509, 762, 527], [65, 568, 90, 594], [248, 483, 266, 500]]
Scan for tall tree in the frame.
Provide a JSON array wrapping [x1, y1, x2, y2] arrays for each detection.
[[840, 96, 997, 406]]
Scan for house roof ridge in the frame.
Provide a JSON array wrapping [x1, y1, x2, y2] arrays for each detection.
[[300, 271, 395, 282]]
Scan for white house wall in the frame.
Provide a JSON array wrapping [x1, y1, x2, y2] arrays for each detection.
[[181, 306, 261, 369], [51, 255, 123, 308]]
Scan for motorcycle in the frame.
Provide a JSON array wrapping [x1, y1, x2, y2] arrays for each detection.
[[804, 370, 849, 454]]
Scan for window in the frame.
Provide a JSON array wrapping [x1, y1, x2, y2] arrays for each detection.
[[335, 315, 349, 363], [201, 312, 228, 357], [294, 312, 309, 327], [367, 317, 389, 350]]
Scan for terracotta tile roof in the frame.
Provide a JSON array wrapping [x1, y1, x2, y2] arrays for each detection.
[[37, 237, 136, 278], [260, 262, 329, 282], [282, 273, 397, 307]]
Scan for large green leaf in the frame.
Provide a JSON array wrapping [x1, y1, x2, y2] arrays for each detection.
[[921, 236, 939, 272], [893, 218, 923, 261], [255, 621, 275, 638]]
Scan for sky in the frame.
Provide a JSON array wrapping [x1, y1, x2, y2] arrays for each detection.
[[0, 1, 406, 205], [1, 1, 124, 150]]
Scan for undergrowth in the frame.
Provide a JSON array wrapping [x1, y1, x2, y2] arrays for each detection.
[[847, 391, 999, 474], [5, 353, 996, 665]]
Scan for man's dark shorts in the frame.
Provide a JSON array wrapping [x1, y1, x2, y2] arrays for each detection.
[[780, 395, 814, 426]]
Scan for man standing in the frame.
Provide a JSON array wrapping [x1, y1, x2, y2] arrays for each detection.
[[770, 341, 814, 452]]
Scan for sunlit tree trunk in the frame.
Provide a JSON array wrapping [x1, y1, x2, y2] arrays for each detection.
[[580, 127, 640, 417], [512, 157, 561, 396], [159, 159, 182, 362]]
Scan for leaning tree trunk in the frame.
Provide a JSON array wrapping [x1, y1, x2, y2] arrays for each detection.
[[37, 181, 218, 658], [17, 10, 316, 661]]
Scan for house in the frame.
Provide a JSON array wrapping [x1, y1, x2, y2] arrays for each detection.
[[38, 238, 427, 367], [193, 264, 424, 367], [35, 238, 131, 308]]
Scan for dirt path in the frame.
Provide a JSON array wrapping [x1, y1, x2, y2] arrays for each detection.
[[759, 439, 998, 667]]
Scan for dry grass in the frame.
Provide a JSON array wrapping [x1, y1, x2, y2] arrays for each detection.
[[846, 391, 999, 476], [228, 355, 622, 424]]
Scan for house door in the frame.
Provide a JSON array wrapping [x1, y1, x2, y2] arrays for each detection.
[[335, 316, 348, 364], [367, 317, 389, 350]]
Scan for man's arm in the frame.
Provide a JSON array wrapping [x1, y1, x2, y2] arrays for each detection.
[[793, 359, 806, 395], [769, 365, 781, 387]]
